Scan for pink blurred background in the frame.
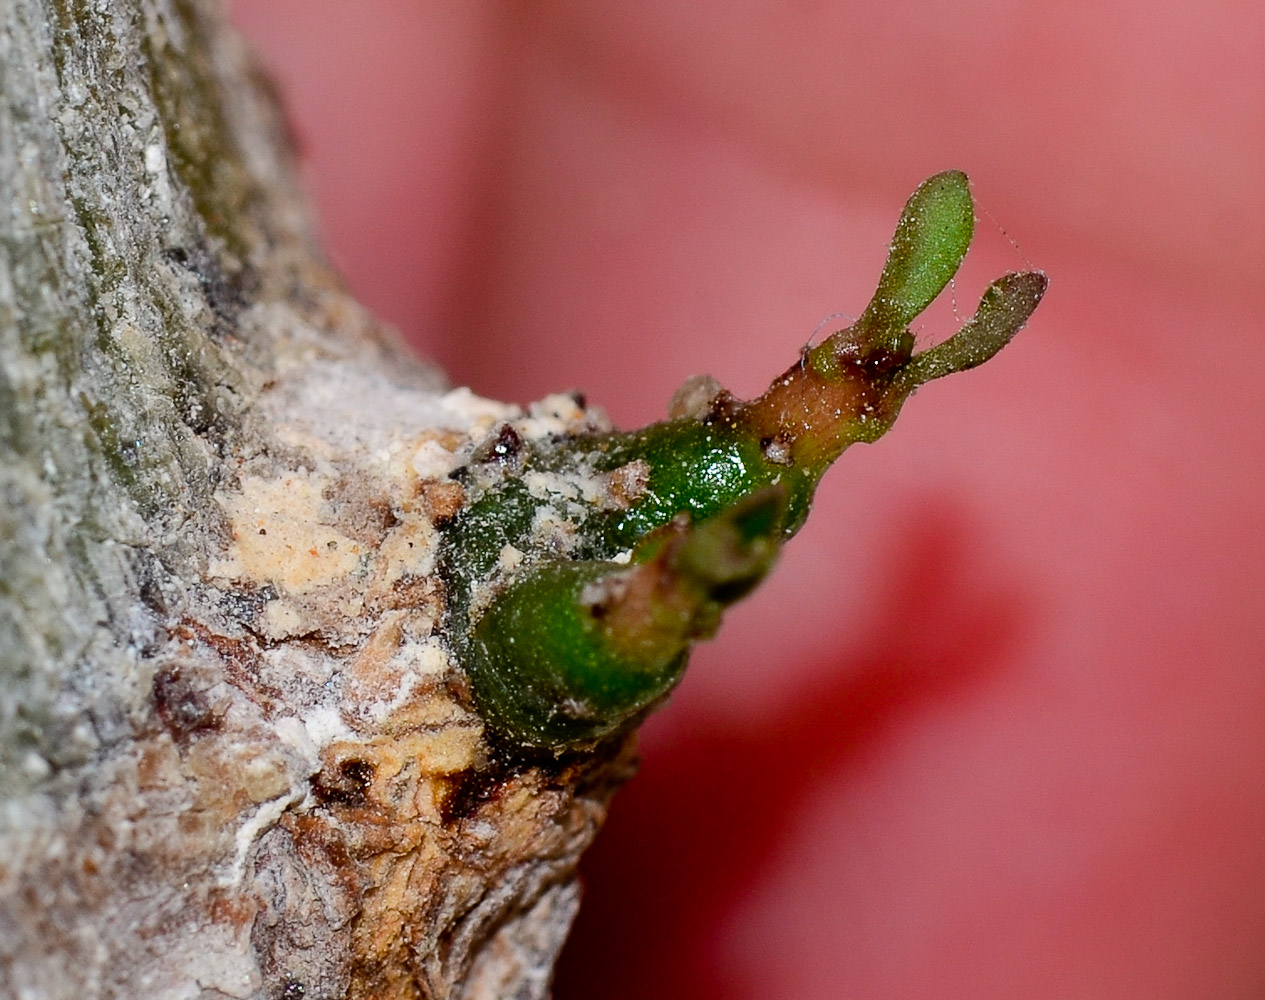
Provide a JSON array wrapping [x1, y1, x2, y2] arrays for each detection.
[[227, 3, 1265, 997]]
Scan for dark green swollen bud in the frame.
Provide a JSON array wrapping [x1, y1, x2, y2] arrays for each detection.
[[468, 488, 786, 749], [440, 170, 1047, 752]]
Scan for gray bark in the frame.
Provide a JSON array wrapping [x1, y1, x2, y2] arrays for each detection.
[[0, 2, 629, 997]]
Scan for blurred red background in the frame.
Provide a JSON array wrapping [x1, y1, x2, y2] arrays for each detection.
[[227, 3, 1265, 997]]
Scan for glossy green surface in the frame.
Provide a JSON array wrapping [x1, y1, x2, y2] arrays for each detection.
[[468, 558, 688, 748], [467, 490, 785, 748], [578, 419, 821, 548]]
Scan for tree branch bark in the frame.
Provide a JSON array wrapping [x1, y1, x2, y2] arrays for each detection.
[[1, 2, 630, 997]]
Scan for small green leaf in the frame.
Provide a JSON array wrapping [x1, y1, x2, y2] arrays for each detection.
[[901, 270, 1048, 386], [858, 169, 975, 335]]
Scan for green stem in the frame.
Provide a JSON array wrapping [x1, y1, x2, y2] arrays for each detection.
[[440, 171, 1047, 752]]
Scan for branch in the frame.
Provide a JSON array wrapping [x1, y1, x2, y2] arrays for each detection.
[[0, 5, 1042, 999], [2, 3, 628, 997]]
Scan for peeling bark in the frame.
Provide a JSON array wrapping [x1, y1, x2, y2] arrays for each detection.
[[0, 2, 631, 997]]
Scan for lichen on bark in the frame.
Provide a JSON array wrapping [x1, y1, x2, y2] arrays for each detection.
[[1, 2, 632, 997]]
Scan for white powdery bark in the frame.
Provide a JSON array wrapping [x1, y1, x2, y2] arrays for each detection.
[[0, 2, 629, 997]]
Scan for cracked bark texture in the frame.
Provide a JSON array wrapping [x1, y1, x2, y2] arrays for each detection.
[[0, 1, 632, 997]]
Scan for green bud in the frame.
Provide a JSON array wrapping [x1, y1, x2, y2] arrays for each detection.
[[467, 489, 786, 750], [438, 171, 1046, 753]]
